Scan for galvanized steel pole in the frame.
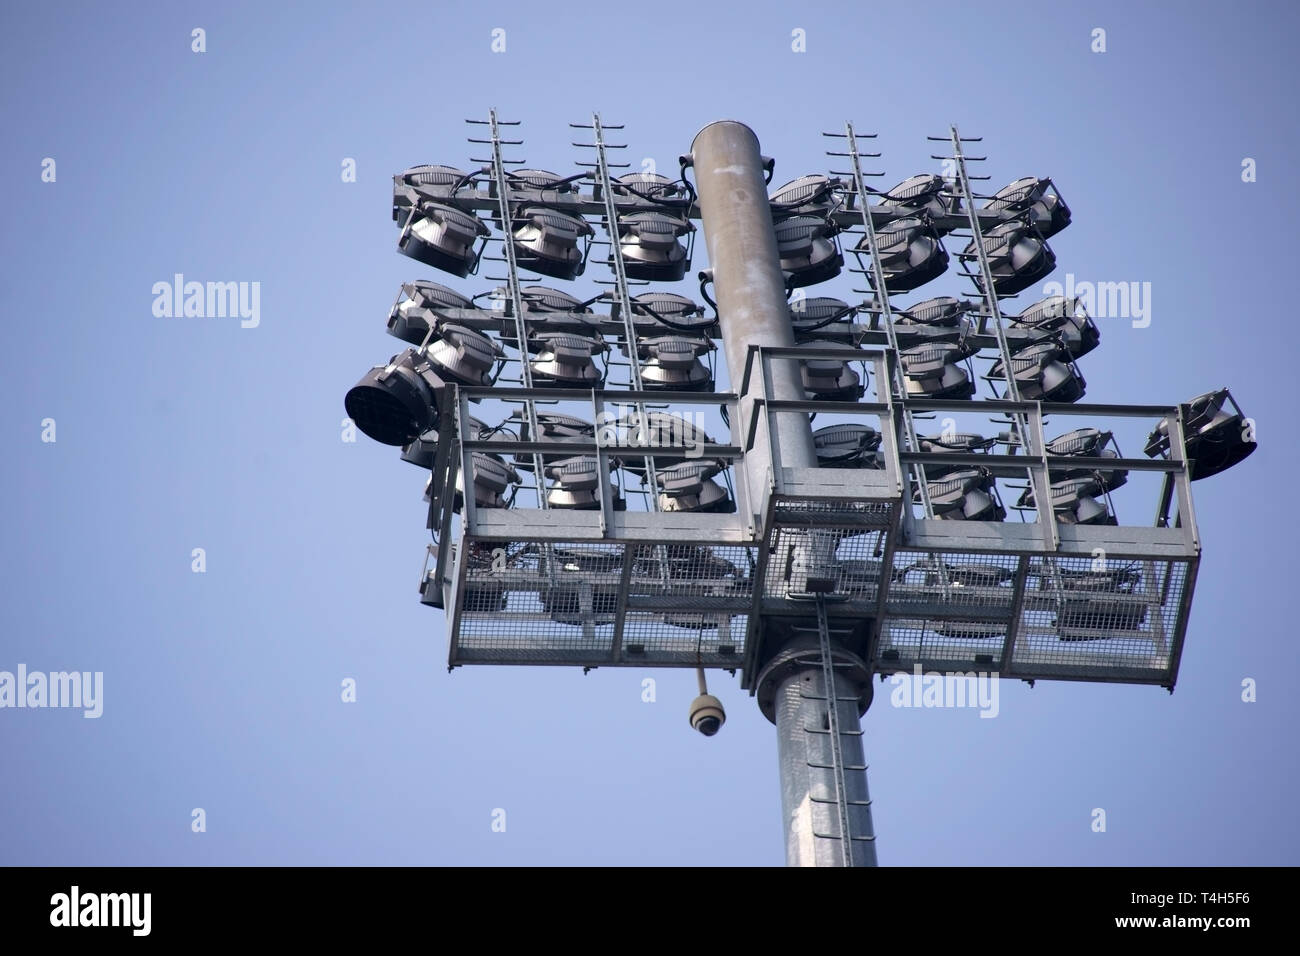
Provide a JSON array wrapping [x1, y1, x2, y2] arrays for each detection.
[[689, 121, 817, 486], [690, 121, 876, 867]]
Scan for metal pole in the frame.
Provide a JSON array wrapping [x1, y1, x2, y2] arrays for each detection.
[[689, 121, 816, 488], [771, 641, 878, 867], [691, 120, 875, 867]]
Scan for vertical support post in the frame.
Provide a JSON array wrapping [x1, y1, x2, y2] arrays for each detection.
[[692, 120, 874, 867], [770, 636, 878, 867], [689, 121, 817, 488]]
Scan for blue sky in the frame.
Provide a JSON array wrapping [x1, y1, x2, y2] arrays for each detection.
[[1, 0, 1296, 866]]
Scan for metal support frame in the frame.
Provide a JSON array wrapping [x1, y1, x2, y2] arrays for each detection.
[[468, 110, 549, 509], [399, 112, 1219, 867]]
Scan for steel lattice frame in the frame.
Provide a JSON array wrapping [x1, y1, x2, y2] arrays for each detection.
[[418, 114, 1202, 695]]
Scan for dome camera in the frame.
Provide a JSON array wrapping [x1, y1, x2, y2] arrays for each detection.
[[689, 693, 726, 737]]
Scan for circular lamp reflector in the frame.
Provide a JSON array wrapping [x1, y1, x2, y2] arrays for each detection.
[[813, 423, 882, 469], [988, 342, 1085, 403], [511, 206, 593, 280], [985, 177, 1071, 238], [963, 220, 1056, 296], [770, 174, 844, 217], [393, 165, 470, 223], [617, 212, 693, 282], [344, 350, 445, 446], [774, 216, 843, 287], [398, 202, 489, 277], [878, 174, 956, 232], [920, 468, 1006, 521], [862, 216, 949, 292], [1144, 388, 1257, 480]]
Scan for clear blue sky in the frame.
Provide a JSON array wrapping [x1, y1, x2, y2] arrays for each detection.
[[1, 0, 1296, 866]]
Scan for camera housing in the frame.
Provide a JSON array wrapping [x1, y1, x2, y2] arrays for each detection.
[[689, 693, 726, 737]]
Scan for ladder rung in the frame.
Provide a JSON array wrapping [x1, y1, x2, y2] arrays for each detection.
[[813, 831, 878, 842]]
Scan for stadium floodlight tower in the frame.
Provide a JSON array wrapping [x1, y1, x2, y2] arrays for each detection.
[[345, 110, 1257, 867]]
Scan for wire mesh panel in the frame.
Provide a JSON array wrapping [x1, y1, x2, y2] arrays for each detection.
[[448, 538, 759, 667], [1010, 555, 1193, 683], [873, 549, 1194, 686], [876, 549, 1020, 673]]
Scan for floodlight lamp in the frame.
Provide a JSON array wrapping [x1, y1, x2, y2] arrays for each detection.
[[513, 410, 594, 441], [424, 323, 502, 386], [1144, 388, 1257, 480], [1017, 476, 1115, 526], [798, 341, 866, 401], [492, 168, 581, 203], [400, 416, 491, 469], [388, 280, 477, 345], [397, 201, 490, 277], [611, 172, 690, 205], [496, 287, 598, 350], [1040, 565, 1147, 635], [624, 291, 711, 335], [838, 559, 885, 595], [422, 451, 519, 511], [508, 411, 594, 469], [616, 212, 694, 282], [894, 296, 972, 327], [518, 285, 594, 316], [401, 428, 440, 468], [1009, 295, 1100, 359], [344, 349, 446, 446], [511, 205, 594, 280], [652, 460, 734, 513], [605, 412, 716, 473], [773, 215, 844, 287], [900, 342, 976, 400], [916, 432, 995, 477], [861, 216, 949, 292], [542, 456, 623, 510], [627, 335, 714, 390], [789, 296, 855, 339], [1046, 427, 1128, 491], [985, 177, 1071, 238], [637, 544, 738, 582], [963, 220, 1056, 296], [919, 467, 1006, 521], [987, 342, 1085, 402], [892, 296, 974, 348], [449, 542, 511, 613], [539, 546, 624, 623], [454, 453, 521, 510], [894, 561, 1013, 588], [770, 174, 846, 217], [392, 165, 472, 224], [527, 331, 606, 387], [876, 174, 959, 233], [813, 423, 882, 469]]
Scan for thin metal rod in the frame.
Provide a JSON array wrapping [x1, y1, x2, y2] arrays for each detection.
[[588, 114, 666, 514], [484, 108, 549, 511], [841, 123, 936, 520], [947, 127, 1020, 403]]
